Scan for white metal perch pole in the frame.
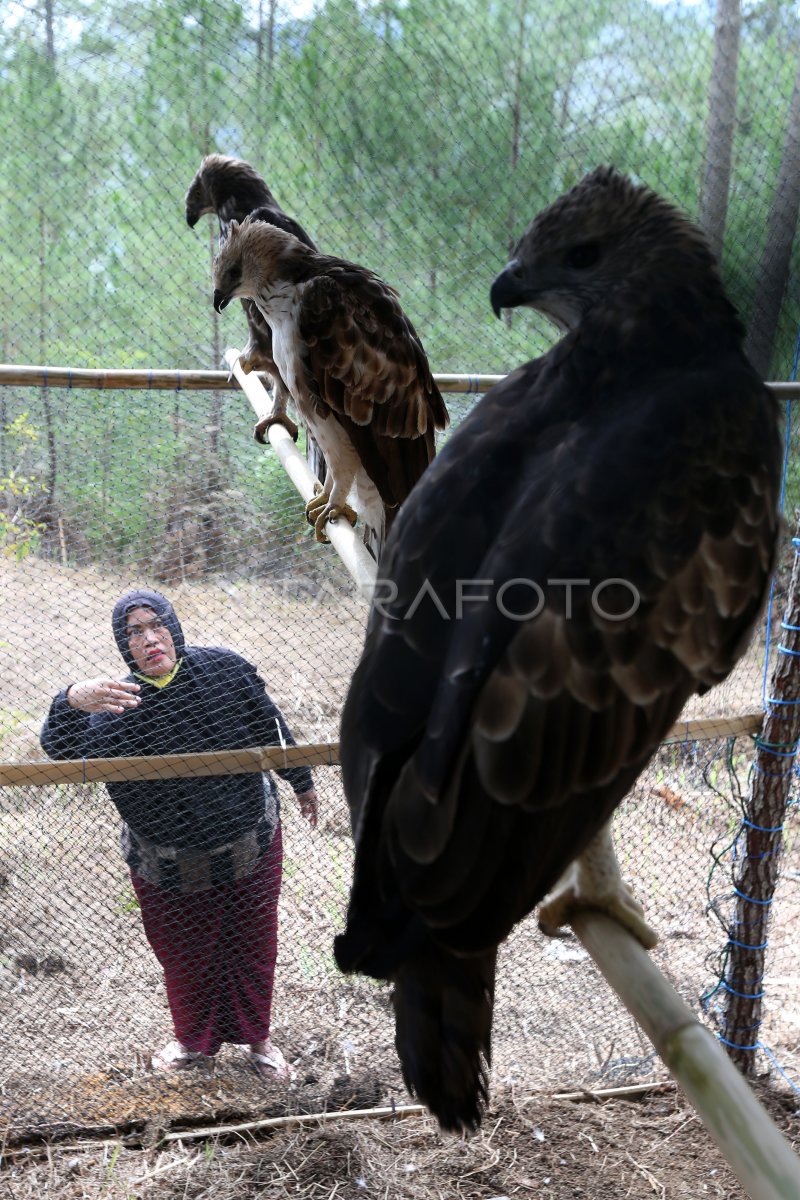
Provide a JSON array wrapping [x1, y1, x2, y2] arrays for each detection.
[[223, 347, 377, 595]]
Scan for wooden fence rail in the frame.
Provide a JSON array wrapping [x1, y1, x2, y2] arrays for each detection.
[[0, 363, 505, 394], [1, 363, 798, 399], [0, 713, 764, 788]]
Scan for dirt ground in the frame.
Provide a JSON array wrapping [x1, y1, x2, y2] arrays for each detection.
[[3, 1083, 800, 1198]]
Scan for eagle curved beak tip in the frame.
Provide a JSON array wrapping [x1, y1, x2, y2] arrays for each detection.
[[213, 290, 229, 313], [489, 261, 524, 320]]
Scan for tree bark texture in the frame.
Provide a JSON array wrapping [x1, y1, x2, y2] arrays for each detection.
[[699, 0, 741, 262], [744, 55, 800, 378], [723, 531, 800, 1073]]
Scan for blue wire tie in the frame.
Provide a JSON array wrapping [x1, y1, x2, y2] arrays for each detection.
[[781, 622, 800, 633], [148, 370, 153, 389], [750, 762, 794, 778], [741, 817, 785, 833], [717, 1035, 762, 1051], [753, 736, 798, 750], [778, 645, 800, 657], [753, 740, 798, 756], [732, 888, 773, 906], [720, 981, 765, 999], [727, 936, 769, 950], [176, 370, 182, 391]]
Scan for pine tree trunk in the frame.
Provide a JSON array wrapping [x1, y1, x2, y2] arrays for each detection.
[[38, 206, 57, 531], [505, 0, 527, 331], [722, 529, 800, 1073], [44, 0, 55, 63], [744, 55, 800, 378], [699, 0, 741, 262]]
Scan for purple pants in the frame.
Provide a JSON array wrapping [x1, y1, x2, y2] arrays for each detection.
[[131, 823, 283, 1055]]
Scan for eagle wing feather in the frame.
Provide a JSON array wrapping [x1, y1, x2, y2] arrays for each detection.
[[297, 271, 448, 514], [339, 353, 780, 963], [299, 272, 448, 436]]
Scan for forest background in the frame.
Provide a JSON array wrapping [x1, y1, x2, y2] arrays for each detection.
[[0, 0, 799, 579]]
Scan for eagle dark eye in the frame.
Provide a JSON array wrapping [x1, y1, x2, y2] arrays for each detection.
[[564, 242, 601, 269]]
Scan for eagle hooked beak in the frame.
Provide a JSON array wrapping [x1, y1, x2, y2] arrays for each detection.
[[489, 259, 528, 318], [213, 289, 230, 313]]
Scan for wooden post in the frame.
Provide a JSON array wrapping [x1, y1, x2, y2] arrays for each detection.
[[721, 531, 800, 1072]]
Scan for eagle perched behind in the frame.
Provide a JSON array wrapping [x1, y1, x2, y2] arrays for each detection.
[[332, 167, 783, 1132], [185, 153, 316, 443], [212, 219, 449, 548]]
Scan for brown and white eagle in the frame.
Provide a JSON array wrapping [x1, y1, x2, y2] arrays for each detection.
[[212, 218, 449, 548], [185, 153, 316, 443], [332, 166, 783, 1132]]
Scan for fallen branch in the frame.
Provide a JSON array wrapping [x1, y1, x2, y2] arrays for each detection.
[[550, 1081, 677, 1102], [158, 1103, 428, 1145]]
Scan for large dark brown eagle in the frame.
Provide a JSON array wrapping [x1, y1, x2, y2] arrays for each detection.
[[185, 153, 316, 443], [332, 166, 783, 1132], [212, 218, 449, 548]]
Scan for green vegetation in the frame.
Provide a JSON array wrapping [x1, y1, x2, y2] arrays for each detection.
[[0, 0, 798, 577]]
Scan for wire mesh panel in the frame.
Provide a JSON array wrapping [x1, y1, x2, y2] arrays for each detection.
[[3, 737, 800, 1140], [1, 0, 800, 1147]]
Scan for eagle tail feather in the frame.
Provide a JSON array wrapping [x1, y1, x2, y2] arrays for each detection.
[[392, 942, 496, 1133]]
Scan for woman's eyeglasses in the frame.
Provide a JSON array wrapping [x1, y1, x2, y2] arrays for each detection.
[[126, 618, 169, 643]]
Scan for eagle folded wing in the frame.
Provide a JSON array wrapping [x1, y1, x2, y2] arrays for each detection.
[[298, 272, 448, 437], [334, 165, 782, 1134], [340, 357, 779, 961]]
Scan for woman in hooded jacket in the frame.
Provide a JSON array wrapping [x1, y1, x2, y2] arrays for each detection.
[[40, 587, 318, 1080]]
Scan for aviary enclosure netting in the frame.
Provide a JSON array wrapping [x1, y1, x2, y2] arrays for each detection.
[[1, 0, 800, 1150]]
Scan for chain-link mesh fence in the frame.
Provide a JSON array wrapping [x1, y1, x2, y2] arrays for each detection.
[[1, 0, 800, 1143]]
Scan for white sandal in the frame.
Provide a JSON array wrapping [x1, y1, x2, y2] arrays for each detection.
[[246, 1039, 293, 1081], [151, 1039, 204, 1071]]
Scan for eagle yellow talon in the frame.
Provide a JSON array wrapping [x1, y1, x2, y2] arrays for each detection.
[[323, 503, 357, 530], [537, 824, 659, 950], [254, 413, 299, 444], [305, 485, 328, 523], [305, 492, 358, 544], [239, 348, 272, 375], [538, 882, 658, 950], [314, 506, 356, 542]]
